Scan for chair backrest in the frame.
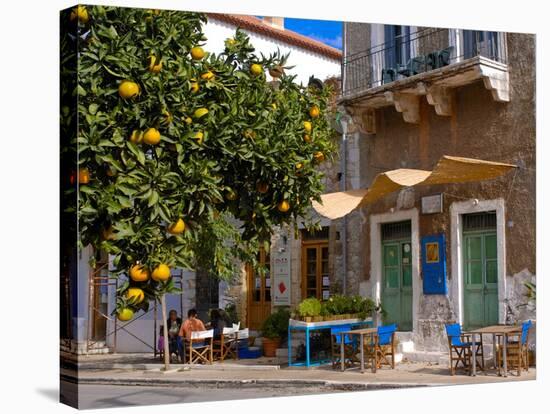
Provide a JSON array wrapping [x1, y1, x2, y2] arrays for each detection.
[[331, 325, 352, 344], [445, 323, 462, 346], [222, 326, 237, 335], [238, 328, 249, 339], [191, 329, 214, 340], [521, 320, 532, 345], [377, 324, 397, 346]]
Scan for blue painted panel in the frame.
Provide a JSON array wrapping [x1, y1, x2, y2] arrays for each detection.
[[422, 233, 447, 294]]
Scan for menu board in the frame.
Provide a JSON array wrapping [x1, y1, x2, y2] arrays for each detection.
[[272, 246, 291, 305]]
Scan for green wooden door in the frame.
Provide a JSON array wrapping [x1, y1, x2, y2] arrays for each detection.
[[382, 240, 412, 331], [463, 231, 498, 329]]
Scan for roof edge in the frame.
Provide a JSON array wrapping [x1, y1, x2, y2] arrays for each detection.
[[207, 13, 342, 61]]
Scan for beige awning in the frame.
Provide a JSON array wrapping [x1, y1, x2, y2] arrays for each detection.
[[312, 156, 517, 220]]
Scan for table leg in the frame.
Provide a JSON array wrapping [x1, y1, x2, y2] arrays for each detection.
[[372, 334, 377, 373], [360, 334, 364, 373], [305, 327, 310, 368], [471, 333, 477, 376], [503, 333, 508, 378], [288, 327, 292, 366], [340, 333, 345, 372], [493, 334, 497, 370]]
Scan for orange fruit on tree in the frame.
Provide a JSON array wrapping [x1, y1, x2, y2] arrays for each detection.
[[192, 131, 204, 144], [303, 134, 312, 143], [130, 264, 149, 282], [190, 46, 205, 60], [250, 63, 263, 76], [225, 38, 236, 46], [201, 71, 215, 81], [147, 55, 162, 73], [309, 105, 320, 118], [70, 5, 89, 24], [118, 80, 140, 99], [303, 121, 312, 133], [314, 151, 325, 163], [126, 287, 145, 304], [256, 182, 269, 194], [78, 168, 90, 184], [129, 130, 143, 144], [143, 128, 161, 145], [184, 116, 193, 125], [271, 103, 277, 110], [295, 162, 303, 170], [152, 264, 171, 282], [117, 308, 134, 321], [193, 108, 209, 119], [190, 81, 200, 94], [167, 218, 186, 234], [277, 200, 290, 213]]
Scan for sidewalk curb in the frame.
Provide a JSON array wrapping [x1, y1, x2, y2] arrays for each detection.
[[69, 362, 281, 371], [61, 374, 433, 391]]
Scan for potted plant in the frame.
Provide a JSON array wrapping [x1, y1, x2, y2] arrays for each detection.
[[297, 298, 322, 322], [261, 307, 290, 357]]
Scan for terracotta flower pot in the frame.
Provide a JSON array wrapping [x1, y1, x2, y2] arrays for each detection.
[[262, 337, 281, 357]]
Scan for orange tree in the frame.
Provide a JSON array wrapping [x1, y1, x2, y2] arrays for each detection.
[[63, 6, 336, 321]]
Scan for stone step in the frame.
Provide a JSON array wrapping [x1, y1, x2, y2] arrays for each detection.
[[397, 340, 415, 354], [402, 350, 445, 363]]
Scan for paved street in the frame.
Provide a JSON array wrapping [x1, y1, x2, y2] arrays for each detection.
[[62, 381, 331, 409]]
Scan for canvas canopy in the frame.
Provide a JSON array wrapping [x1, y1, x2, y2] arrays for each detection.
[[312, 156, 517, 220]]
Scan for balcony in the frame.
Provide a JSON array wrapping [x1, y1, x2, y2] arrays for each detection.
[[340, 28, 509, 132]]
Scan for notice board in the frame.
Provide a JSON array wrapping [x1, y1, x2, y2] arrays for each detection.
[[421, 233, 448, 294]]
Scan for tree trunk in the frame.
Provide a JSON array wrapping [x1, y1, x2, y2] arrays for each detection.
[[161, 294, 170, 370]]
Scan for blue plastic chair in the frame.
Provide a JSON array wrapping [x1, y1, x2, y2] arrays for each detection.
[[330, 325, 358, 369], [445, 323, 484, 375], [372, 323, 397, 369]]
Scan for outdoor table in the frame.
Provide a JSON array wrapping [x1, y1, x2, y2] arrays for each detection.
[[288, 318, 372, 367], [339, 327, 378, 373], [465, 325, 521, 377]]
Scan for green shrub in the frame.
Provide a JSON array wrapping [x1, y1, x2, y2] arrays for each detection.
[[261, 307, 290, 339], [297, 297, 322, 317]]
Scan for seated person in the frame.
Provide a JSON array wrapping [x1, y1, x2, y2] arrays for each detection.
[[166, 310, 184, 362], [208, 309, 226, 340], [179, 308, 206, 343]]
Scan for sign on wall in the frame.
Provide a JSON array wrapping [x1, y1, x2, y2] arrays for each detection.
[[273, 247, 291, 306], [421, 233, 448, 294], [421, 194, 443, 214]]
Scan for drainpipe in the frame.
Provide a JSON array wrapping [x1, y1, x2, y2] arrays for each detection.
[[341, 120, 348, 295], [340, 21, 348, 295]]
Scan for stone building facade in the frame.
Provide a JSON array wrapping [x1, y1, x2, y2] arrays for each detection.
[[331, 23, 536, 356]]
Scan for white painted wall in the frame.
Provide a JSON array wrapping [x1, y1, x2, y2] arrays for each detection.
[[203, 19, 340, 84]]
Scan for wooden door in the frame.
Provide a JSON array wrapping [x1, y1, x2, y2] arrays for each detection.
[[381, 240, 412, 331], [463, 231, 498, 329], [247, 249, 271, 330], [301, 242, 329, 300]]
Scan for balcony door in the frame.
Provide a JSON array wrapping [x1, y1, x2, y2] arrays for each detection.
[[463, 30, 501, 61], [384, 25, 411, 69]]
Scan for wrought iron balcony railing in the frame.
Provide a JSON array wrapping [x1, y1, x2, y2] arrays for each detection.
[[342, 27, 507, 98]]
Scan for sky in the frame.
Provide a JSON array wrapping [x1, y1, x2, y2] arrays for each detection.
[[264, 17, 343, 50]]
